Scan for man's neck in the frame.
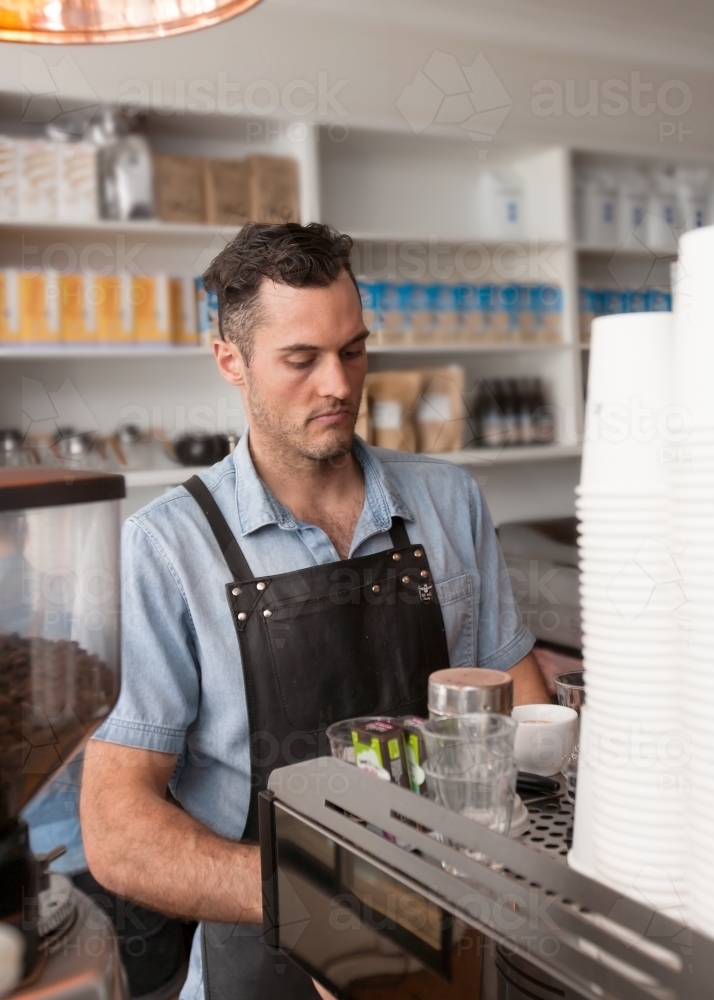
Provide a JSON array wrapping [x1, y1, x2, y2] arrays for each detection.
[[247, 428, 365, 529]]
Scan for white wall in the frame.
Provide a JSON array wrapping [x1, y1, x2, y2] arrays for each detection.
[[0, 0, 712, 158]]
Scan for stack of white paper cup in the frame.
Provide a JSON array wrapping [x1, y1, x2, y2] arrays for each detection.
[[573, 312, 687, 916], [673, 225, 714, 935]]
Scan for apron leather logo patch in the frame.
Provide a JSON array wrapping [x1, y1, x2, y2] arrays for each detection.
[[418, 582, 433, 603]]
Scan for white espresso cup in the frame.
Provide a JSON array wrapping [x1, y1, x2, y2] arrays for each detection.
[[512, 704, 578, 777]]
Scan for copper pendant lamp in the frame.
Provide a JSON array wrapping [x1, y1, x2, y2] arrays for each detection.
[[0, 0, 263, 44]]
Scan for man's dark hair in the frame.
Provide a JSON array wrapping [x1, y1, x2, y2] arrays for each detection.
[[201, 222, 357, 365]]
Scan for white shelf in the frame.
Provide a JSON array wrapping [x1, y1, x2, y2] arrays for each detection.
[[441, 444, 582, 466], [123, 466, 208, 488], [350, 232, 567, 246], [0, 346, 213, 359], [367, 342, 567, 354], [0, 218, 242, 240], [0, 342, 569, 360], [121, 444, 582, 488], [576, 242, 677, 257]]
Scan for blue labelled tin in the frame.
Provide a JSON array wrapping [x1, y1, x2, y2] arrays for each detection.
[[624, 289, 648, 313], [457, 284, 479, 312], [378, 282, 406, 336], [537, 285, 563, 312], [458, 284, 488, 338], [600, 289, 627, 315], [357, 280, 379, 311], [357, 280, 380, 332], [578, 286, 597, 315], [403, 283, 433, 338], [491, 285, 519, 339], [494, 284, 520, 310], [536, 285, 563, 342], [430, 284, 459, 312], [430, 284, 460, 339], [516, 285, 537, 339], [647, 288, 672, 312], [477, 284, 496, 311]]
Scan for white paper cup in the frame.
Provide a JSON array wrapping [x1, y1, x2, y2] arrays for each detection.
[[587, 703, 679, 721], [595, 840, 687, 868], [580, 613, 678, 635], [582, 313, 674, 495], [576, 493, 665, 507], [578, 601, 680, 622], [578, 522, 667, 536]]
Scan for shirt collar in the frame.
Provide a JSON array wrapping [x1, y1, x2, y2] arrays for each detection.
[[233, 431, 414, 537]]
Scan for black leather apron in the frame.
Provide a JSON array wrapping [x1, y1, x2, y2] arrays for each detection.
[[183, 475, 451, 1000]]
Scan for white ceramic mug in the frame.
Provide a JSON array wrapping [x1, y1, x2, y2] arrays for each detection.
[[512, 704, 578, 777]]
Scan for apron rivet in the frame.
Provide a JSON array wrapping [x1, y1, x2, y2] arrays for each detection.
[[237, 612, 247, 622], [401, 575, 410, 584], [232, 587, 242, 596], [420, 570, 429, 578], [414, 549, 423, 557], [263, 609, 272, 618], [256, 581, 266, 591], [372, 584, 380, 593], [392, 552, 401, 561]]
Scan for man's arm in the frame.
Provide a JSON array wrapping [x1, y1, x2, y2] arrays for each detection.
[[80, 739, 262, 923], [507, 651, 550, 705]]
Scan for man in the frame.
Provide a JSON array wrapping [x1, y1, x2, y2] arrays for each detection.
[[81, 223, 548, 1000]]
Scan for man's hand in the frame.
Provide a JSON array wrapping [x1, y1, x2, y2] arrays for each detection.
[[80, 739, 262, 923], [507, 651, 550, 705]]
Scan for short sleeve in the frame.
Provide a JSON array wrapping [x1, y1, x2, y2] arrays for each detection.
[[93, 517, 199, 755], [469, 479, 535, 671]]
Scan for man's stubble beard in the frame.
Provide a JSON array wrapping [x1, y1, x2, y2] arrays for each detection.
[[245, 376, 357, 465]]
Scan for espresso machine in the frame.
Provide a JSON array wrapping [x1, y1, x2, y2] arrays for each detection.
[[0, 468, 126, 1000], [260, 758, 714, 999]]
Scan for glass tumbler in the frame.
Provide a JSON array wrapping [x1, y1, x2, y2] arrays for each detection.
[[422, 714, 518, 775], [326, 716, 399, 766], [554, 670, 585, 799]]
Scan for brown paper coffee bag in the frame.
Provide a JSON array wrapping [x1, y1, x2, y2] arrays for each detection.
[[414, 366, 465, 453], [366, 371, 421, 452]]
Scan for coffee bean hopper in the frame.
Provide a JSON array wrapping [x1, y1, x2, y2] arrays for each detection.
[[260, 758, 714, 999], [0, 469, 126, 1000]]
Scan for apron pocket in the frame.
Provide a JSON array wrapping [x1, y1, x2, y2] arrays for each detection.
[[435, 573, 473, 667]]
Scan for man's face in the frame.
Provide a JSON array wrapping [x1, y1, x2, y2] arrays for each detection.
[[215, 271, 368, 463]]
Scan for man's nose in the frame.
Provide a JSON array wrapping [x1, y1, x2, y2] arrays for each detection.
[[317, 355, 352, 399]]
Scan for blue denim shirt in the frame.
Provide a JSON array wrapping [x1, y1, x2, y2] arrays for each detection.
[[94, 432, 533, 999]]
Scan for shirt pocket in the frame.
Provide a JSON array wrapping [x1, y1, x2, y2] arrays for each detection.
[[435, 573, 473, 667]]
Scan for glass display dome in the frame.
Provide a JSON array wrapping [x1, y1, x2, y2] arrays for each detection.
[[0, 469, 124, 829]]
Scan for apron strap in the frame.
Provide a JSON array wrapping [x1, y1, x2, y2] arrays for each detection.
[[183, 475, 253, 580], [184, 475, 411, 577], [388, 514, 410, 549]]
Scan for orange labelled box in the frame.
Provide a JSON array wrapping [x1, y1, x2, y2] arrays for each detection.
[[20, 272, 61, 343], [96, 275, 134, 344], [170, 278, 198, 345], [60, 275, 98, 343], [135, 275, 170, 344], [0, 270, 21, 344]]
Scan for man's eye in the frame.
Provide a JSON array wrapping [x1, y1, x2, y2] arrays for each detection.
[[342, 348, 364, 359], [287, 359, 314, 369]]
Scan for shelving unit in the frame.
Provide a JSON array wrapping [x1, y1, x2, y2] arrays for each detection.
[[121, 443, 583, 491], [0, 113, 614, 524]]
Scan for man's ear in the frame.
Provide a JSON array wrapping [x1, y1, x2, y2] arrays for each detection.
[[214, 338, 247, 387]]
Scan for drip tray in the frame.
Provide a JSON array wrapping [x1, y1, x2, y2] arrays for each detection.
[[518, 795, 574, 863]]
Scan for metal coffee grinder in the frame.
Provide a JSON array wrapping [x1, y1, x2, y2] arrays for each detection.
[[0, 469, 126, 1000]]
